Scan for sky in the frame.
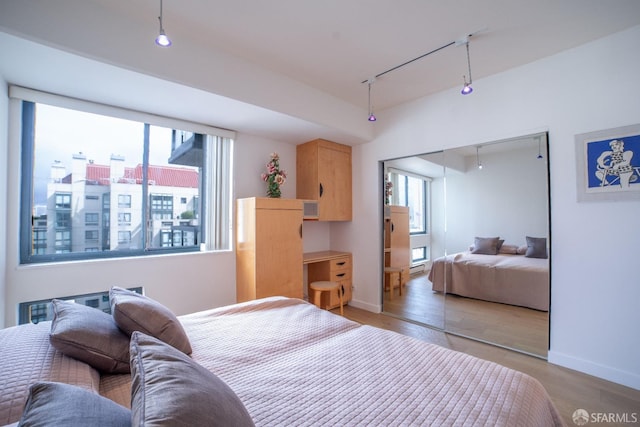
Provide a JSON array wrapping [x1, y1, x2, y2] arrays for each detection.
[[32, 103, 176, 205]]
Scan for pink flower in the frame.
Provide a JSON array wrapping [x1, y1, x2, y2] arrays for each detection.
[[261, 152, 286, 197]]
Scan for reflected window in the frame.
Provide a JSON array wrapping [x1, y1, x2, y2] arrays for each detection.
[[390, 173, 429, 234], [412, 246, 427, 262]]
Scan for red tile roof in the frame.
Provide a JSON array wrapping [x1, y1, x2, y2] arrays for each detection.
[[77, 163, 199, 188]]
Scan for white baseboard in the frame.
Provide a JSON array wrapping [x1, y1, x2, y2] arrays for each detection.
[[348, 299, 380, 313], [548, 350, 640, 391]]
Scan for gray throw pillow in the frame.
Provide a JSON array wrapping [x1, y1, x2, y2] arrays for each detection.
[[130, 331, 255, 427], [470, 237, 501, 255], [110, 286, 192, 354], [49, 299, 130, 373], [18, 382, 130, 427], [525, 236, 548, 259]]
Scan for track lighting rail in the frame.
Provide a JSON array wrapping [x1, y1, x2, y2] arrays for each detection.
[[360, 28, 485, 84]]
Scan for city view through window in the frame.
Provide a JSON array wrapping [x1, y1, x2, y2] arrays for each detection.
[[26, 103, 203, 261]]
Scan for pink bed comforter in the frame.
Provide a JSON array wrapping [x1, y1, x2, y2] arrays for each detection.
[[2, 297, 563, 426], [429, 252, 550, 311]]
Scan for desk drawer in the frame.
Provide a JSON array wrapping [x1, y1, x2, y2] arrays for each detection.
[[329, 256, 351, 272], [328, 269, 351, 282]]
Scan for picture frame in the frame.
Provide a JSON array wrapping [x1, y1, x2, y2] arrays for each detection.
[[575, 123, 640, 202]]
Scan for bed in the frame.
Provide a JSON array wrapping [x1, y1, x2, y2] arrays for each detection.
[[429, 251, 550, 311], [0, 293, 563, 426]]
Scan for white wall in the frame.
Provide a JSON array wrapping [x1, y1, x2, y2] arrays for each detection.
[[445, 145, 549, 253], [234, 133, 297, 200], [0, 79, 7, 328], [342, 25, 640, 389]]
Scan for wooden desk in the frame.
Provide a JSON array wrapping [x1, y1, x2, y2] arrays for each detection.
[[303, 250, 350, 264], [304, 251, 352, 309]]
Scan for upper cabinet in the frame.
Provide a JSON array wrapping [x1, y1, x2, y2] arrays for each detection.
[[296, 139, 352, 221]]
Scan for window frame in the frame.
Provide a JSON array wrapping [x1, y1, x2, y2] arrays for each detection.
[[388, 168, 433, 265], [394, 173, 428, 235], [14, 86, 235, 264]]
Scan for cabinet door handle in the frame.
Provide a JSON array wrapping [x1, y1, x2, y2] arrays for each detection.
[[319, 183, 324, 197], [336, 273, 346, 278], [391, 222, 395, 232], [299, 224, 303, 238], [336, 261, 346, 266]]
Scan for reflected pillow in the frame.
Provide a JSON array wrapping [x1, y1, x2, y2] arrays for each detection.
[[130, 331, 255, 427], [49, 299, 131, 373], [525, 236, 548, 259], [18, 382, 130, 427], [110, 286, 192, 354], [470, 237, 501, 255], [498, 244, 519, 255]]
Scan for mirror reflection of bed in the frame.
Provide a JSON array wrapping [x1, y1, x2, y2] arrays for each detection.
[[382, 132, 550, 358]]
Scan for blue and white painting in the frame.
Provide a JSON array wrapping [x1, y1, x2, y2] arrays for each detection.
[[585, 133, 640, 193]]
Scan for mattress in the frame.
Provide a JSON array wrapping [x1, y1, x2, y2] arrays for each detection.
[[100, 297, 562, 426]]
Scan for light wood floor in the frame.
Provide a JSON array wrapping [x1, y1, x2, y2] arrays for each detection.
[[384, 272, 549, 357], [333, 304, 640, 426]]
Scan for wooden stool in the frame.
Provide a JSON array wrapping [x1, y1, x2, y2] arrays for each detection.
[[384, 267, 402, 300], [309, 281, 343, 316]]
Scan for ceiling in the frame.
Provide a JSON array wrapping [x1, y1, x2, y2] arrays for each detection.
[[386, 132, 547, 177], [1, 1, 640, 144]]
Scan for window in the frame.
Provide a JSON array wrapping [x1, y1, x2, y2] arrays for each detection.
[[55, 193, 71, 209], [118, 194, 132, 208], [150, 194, 173, 220], [55, 212, 71, 228], [392, 173, 428, 234], [33, 229, 47, 254], [55, 230, 71, 253], [85, 212, 99, 226], [18, 287, 143, 324], [412, 247, 427, 262], [15, 86, 234, 264], [118, 231, 131, 244], [85, 230, 99, 241], [388, 169, 432, 264], [160, 230, 172, 247], [118, 212, 131, 225]]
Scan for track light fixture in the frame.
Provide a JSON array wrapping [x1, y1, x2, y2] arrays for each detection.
[[461, 41, 473, 95], [359, 28, 486, 119], [155, 0, 171, 47], [476, 146, 483, 169], [536, 136, 544, 159], [367, 78, 377, 122]]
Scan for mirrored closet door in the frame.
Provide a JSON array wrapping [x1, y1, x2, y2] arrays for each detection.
[[381, 133, 550, 358]]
